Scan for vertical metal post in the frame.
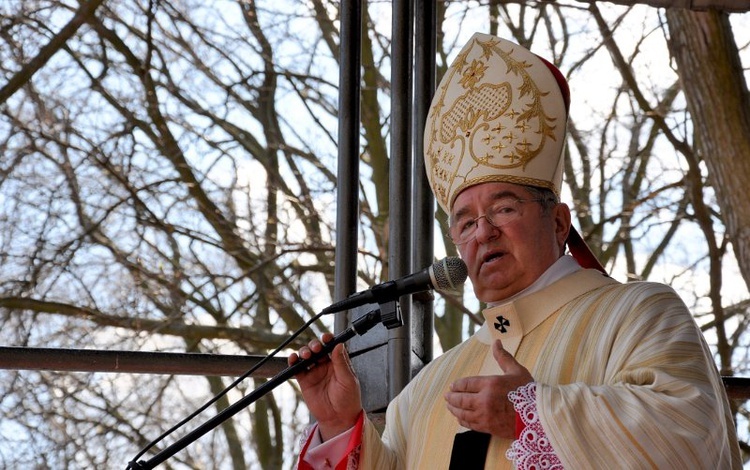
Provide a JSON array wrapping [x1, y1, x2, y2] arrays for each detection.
[[388, 0, 415, 399], [412, 0, 437, 371], [334, 0, 391, 414], [334, 0, 363, 333]]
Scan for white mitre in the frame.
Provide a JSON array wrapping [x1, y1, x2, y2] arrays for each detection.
[[423, 33, 569, 213]]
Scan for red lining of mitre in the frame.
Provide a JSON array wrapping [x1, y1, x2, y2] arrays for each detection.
[[536, 55, 570, 113]]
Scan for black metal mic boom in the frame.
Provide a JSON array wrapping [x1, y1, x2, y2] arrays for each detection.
[[320, 256, 468, 315]]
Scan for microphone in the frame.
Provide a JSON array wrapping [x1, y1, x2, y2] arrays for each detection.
[[321, 256, 468, 315]]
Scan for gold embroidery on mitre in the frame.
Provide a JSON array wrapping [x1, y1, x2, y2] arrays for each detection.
[[474, 40, 557, 170], [451, 175, 556, 209], [459, 59, 488, 89], [439, 83, 512, 145]]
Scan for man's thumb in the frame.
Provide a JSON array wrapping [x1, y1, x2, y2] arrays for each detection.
[[332, 343, 357, 378], [492, 339, 520, 374]]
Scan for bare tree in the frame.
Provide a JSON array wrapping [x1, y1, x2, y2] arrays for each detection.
[[0, 0, 749, 467], [1, 0, 342, 467]]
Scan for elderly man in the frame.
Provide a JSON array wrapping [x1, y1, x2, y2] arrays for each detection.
[[290, 33, 741, 469]]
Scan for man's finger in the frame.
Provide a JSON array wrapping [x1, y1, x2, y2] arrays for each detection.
[[445, 390, 476, 412], [287, 352, 298, 366], [446, 400, 475, 420], [330, 343, 356, 379], [492, 339, 523, 374], [450, 376, 488, 393]]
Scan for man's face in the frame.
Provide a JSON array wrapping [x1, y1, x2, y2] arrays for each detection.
[[450, 182, 571, 303]]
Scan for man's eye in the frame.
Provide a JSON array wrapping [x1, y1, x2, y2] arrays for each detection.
[[459, 219, 476, 234], [492, 204, 516, 215]]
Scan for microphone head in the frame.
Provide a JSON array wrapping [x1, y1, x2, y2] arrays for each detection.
[[431, 257, 468, 291]]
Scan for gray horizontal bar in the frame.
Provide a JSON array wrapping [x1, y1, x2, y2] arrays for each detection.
[[0, 347, 288, 377], [2, 347, 750, 400]]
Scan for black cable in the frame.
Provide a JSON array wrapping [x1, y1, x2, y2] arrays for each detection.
[[129, 310, 326, 464]]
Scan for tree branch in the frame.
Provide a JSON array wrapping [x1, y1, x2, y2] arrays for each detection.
[[0, 296, 305, 349], [0, 0, 107, 104]]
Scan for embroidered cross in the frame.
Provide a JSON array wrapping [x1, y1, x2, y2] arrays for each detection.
[[494, 315, 510, 333]]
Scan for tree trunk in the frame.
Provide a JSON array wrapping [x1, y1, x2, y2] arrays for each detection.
[[666, 8, 750, 291]]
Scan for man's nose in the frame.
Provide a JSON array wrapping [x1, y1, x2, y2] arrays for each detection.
[[473, 215, 500, 243]]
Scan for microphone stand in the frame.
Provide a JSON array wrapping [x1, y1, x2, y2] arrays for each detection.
[[126, 300, 402, 470]]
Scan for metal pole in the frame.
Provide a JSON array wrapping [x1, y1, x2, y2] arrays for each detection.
[[334, 0, 363, 333], [412, 0, 437, 372], [388, 0, 414, 398], [0, 347, 287, 377]]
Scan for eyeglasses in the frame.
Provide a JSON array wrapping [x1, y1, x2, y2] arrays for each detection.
[[448, 198, 545, 245]]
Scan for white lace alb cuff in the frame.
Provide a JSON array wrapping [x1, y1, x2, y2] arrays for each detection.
[[505, 382, 563, 469]]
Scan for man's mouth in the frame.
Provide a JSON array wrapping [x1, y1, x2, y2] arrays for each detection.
[[482, 251, 505, 264]]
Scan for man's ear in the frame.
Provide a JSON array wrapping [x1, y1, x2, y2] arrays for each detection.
[[553, 203, 572, 252]]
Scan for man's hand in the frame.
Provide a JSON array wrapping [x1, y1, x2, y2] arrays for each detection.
[[444, 339, 533, 438], [289, 333, 363, 441]]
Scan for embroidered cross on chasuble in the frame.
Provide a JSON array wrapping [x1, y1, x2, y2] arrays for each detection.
[[494, 315, 511, 333]]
